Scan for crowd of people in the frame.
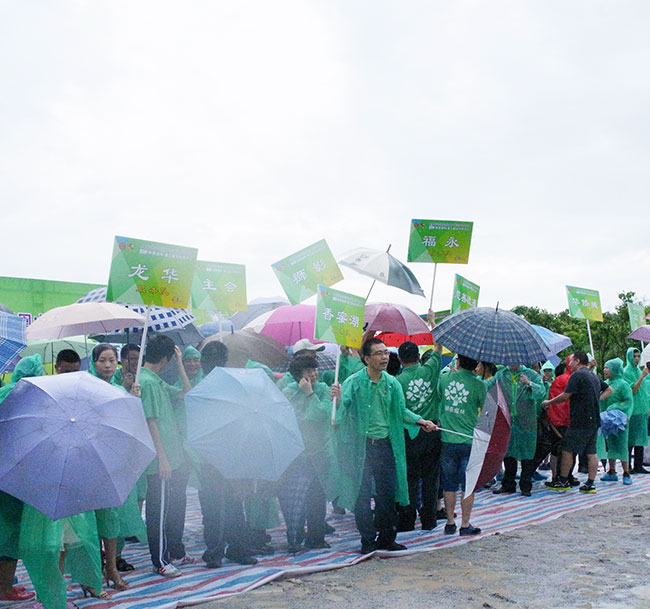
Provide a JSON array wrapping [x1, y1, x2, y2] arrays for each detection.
[[0, 319, 649, 609]]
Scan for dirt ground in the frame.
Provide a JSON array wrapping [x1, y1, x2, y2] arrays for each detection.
[[204, 493, 650, 609]]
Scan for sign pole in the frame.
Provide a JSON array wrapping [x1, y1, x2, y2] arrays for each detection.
[[428, 263, 438, 310], [135, 305, 152, 384], [586, 319, 595, 363], [331, 350, 341, 425]]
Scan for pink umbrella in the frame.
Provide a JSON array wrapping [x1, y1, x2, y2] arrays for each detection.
[[256, 304, 319, 347], [628, 326, 650, 342], [364, 302, 430, 335], [26, 302, 146, 340]]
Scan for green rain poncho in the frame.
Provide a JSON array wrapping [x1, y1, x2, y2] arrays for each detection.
[[623, 347, 649, 447], [0, 355, 102, 609], [333, 368, 421, 510], [488, 366, 545, 461], [282, 380, 336, 495], [396, 351, 442, 440], [88, 351, 147, 543], [602, 357, 634, 462]]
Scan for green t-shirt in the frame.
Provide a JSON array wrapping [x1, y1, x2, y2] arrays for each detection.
[[439, 368, 487, 445], [139, 367, 185, 475], [397, 351, 442, 439], [367, 376, 390, 439]]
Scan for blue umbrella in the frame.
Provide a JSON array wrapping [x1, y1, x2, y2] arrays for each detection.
[[432, 306, 549, 365], [532, 324, 572, 366], [599, 409, 628, 438], [0, 312, 27, 374], [0, 371, 155, 520], [185, 367, 304, 481]]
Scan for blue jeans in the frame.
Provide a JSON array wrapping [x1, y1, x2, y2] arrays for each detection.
[[354, 440, 397, 546], [441, 442, 472, 493]]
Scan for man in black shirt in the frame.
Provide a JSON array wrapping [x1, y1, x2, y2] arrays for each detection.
[[541, 351, 602, 494]]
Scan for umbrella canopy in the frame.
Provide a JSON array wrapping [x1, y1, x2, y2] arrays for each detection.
[[364, 302, 430, 335], [185, 367, 304, 481], [26, 302, 146, 340], [432, 307, 549, 365], [252, 304, 318, 346], [198, 320, 235, 337], [230, 296, 289, 330], [91, 323, 203, 347], [338, 247, 425, 297], [628, 326, 650, 342], [20, 336, 98, 364], [375, 331, 434, 347], [0, 312, 27, 374], [532, 324, 573, 366], [77, 287, 195, 335], [274, 351, 338, 373], [0, 372, 155, 520], [199, 329, 287, 369], [464, 382, 511, 495], [641, 344, 650, 366]]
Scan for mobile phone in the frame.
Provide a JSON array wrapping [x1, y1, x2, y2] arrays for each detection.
[[646, 361, 650, 372]]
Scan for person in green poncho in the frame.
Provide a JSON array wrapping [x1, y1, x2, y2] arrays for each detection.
[[623, 347, 650, 474], [600, 357, 634, 485], [88, 344, 147, 591], [395, 340, 443, 532], [332, 338, 437, 554], [279, 355, 335, 552], [2, 355, 105, 609], [541, 361, 555, 398], [490, 365, 545, 497], [0, 356, 43, 604], [112, 344, 141, 392]]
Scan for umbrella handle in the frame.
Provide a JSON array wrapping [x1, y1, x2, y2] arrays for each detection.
[[417, 422, 484, 441]]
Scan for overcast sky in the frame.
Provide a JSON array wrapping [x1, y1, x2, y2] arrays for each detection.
[[2, 1, 649, 316]]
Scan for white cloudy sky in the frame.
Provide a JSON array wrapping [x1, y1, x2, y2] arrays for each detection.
[[1, 1, 649, 315]]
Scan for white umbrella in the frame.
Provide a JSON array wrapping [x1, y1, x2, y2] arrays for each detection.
[[26, 303, 146, 340]]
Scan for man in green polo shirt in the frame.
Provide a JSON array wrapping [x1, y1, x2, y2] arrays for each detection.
[[139, 335, 192, 577], [333, 338, 437, 554], [396, 340, 443, 531]]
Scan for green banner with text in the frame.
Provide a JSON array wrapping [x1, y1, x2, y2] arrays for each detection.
[[191, 261, 247, 314], [451, 274, 480, 313], [407, 219, 473, 264], [272, 239, 343, 305], [314, 285, 365, 348], [107, 236, 198, 308], [566, 285, 603, 322]]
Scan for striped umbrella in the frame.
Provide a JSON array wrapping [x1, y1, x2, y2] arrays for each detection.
[[432, 306, 549, 365], [0, 313, 27, 374], [77, 287, 195, 336]]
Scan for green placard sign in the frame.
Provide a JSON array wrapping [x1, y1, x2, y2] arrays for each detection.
[[0, 276, 102, 325], [107, 236, 198, 308], [314, 285, 365, 349], [566, 285, 603, 322], [628, 303, 647, 332], [451, 274, 480, 314], [407, 219, 473, 264], [191, 261, 247, 314], [271, 239, 343, 305]]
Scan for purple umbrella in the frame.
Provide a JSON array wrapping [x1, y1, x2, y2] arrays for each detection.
[[364, 302, 430, 335], [628, 326, 650, 342], [0, 372, 155, 520]]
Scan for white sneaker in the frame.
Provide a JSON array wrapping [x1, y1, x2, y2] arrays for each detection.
[[155, 563, 182, 578], [171, 554, 197, 567]]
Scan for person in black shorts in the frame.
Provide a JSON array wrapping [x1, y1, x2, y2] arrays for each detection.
[[541, 351, 602, 494]]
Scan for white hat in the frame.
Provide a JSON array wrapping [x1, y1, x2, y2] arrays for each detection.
[[293, 338, 325, 353]]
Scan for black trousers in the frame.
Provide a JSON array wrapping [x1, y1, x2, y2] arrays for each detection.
[[501, 456, 536, 493], [399, 428, 441, 528], [531, 423, 568, 481], [354, 440, 397, 546], [198, 463, 254, 563], [146, 463, 190, 569]]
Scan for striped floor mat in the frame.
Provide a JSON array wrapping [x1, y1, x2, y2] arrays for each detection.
[[14, 470, 650, 609]]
